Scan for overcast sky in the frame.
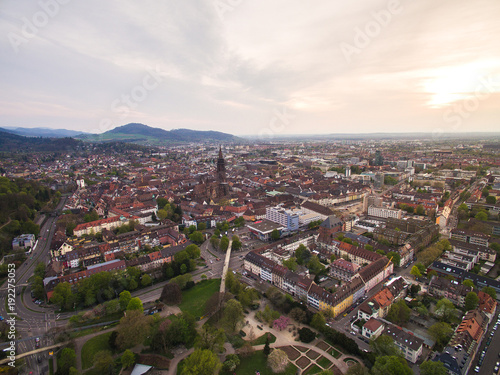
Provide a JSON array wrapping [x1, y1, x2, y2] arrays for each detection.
[[1, 0, 499, 136]]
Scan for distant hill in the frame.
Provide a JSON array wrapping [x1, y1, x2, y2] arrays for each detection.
[[0, 129, 83, 152], [1, 126, 87, 138], [77, 123, 242, 144]]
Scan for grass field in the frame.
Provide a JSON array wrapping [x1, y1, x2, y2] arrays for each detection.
[[81, 331, 113, 370], [303, 364, 322, 374], [179, 278, 221, 317], [330, 347, 341, 358], [252, 333, 277, 346], [234, 350, 297, 375], [317, 356, 332, 369]]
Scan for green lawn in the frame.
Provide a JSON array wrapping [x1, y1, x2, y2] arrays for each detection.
[[330, 348, 341, 358], [317, 356, 332, 369], [251, 333, 276, 346], [303, 364, 322, 374], [234, 350, 297, 375], [81, 331, 113, 370], [179, 279, 221, 317]]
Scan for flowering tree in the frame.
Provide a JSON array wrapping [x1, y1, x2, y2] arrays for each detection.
[[273, 316, 289, 331]]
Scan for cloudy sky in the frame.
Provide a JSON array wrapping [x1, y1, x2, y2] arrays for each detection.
[[1, 0, 499, 136]]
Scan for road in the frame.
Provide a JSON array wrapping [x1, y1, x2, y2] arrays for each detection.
[[472, 313, 500, 375], [0, 195, 68, 375]]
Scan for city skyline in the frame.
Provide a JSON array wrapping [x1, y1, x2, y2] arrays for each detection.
[[1, 0, 499, 136]]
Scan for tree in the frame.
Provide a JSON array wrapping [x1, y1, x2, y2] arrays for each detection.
[[295, 244, 311, 266], [416, 204, 425, 215], [57, 348, 76, 375], [270, 229, 280, 241], [345, 364, 369, 375], [68, 368, 79, 375], [221, 299, 244, 333], [108, 331, 119, 351], [267, 348, 289, 373], [310, 313, 326, 331], [197, 222, 206, 231], [220, 235, 229, 251], [266, 286, 285, 309], [386, 300, 411, 326], [119, 290, 132, 310], [263, 334, 271, 356], [94, 351, 114, 375], [116, 310, 152, 349], [222, 354, 240, 372], [209, 235, 219, 249], [475, 210, 488, 221], [189, 231, 204, 244], [160, 282, 182, 305], [387, 251, 401, 267], [370, 334, 401, 357], [181, 349, 221, 375], [371, 356, 412, 375], [126, 297, 144, 312], [420, 360, 447, 375], [195, 325, 225, 353], [435, 298, 457, 321], [464, 291, 479, 311], [283, 258, 298, 271], [463, 279, 475, 288], [273, 316, 289, 331], [205, 292, 231, 320], [231, 235, 242, 250], [298, 327, 316, 343], [51, 282, 75, 311], [428, 322, 453, 351], [410, 265, 422, 278], [307, 255, 325, 275], [290, 307, 307, 323], [121, 349, 135, 369], [141, 274, 152, 287], [486, 195, 497, 204], [482, 286, 497, 299]]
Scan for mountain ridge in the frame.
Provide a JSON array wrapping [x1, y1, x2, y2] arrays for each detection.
[[77, 123, 242, 144]]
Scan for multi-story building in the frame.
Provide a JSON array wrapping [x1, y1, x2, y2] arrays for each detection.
[[428, 276, 473, 308], [266, 205, 299, 231], [12, 234, 36, 251], [450, 229, 489, 247], [384, 323, 424, 363], [361, 318, 384, 340], [367, 206, 403, 219], [329, 259, 360, 282]]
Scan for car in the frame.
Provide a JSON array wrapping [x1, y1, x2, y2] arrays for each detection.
[[0, 316, 3, 321], [474, 366, 480, 373], [35, 337, 40, 348], [37, 356, 42, 363]]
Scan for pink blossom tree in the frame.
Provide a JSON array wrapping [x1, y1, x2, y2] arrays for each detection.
[[273, 315, 289, 331]]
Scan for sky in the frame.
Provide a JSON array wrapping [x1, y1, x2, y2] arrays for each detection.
[[1, 0, 499, 136]]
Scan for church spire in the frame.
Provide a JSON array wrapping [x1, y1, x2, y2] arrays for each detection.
[[218, 146, 223, 159]]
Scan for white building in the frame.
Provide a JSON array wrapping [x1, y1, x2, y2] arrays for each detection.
[[367, 206, 403, 219], [266, 206, 299, 231]]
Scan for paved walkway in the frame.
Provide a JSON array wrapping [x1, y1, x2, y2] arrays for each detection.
[[219, 240, 233, 293]]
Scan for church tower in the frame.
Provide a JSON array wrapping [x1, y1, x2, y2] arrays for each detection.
[[216, 146, 229, 197]]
